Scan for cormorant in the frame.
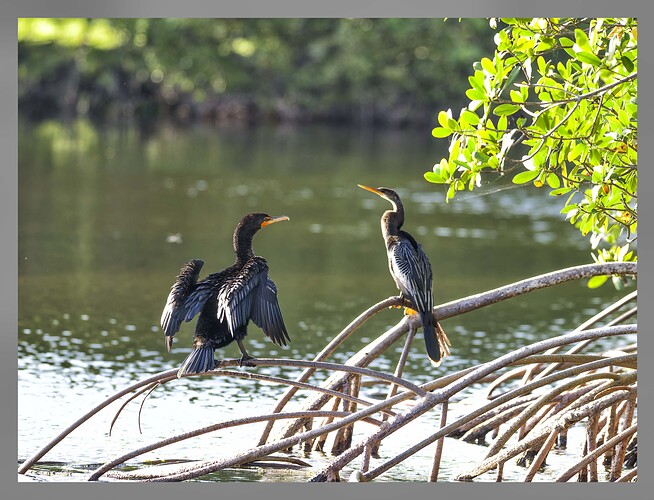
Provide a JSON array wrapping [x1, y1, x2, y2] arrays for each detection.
[[161, 212, 291, 377], [358, 185, 450, 365]]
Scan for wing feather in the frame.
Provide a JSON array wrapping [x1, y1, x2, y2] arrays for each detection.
[[161, 259, 205, 337], [216, 258, 290, 346], [252, 277, 290, 346], [389, 239, 433, 313]]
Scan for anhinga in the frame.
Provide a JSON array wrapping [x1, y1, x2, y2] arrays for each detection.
[[161, 212, 291, 377], [358, 185, 450, 365]]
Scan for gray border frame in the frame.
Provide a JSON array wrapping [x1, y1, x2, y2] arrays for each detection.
[[5, 1, 650, 499]]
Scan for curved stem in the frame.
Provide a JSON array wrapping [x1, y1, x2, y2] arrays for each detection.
[[209, 357, 427, 398], [434, 262, 636, 320]]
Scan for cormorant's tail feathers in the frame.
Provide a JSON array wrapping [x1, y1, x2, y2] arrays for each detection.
[[177, 344, 216, 378]]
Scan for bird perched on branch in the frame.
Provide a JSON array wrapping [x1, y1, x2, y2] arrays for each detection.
[[161, 212, 291, 377], [358, 185, 450, 365]]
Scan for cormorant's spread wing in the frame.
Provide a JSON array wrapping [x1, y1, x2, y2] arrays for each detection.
[[161, 259, 205, 338], [216, 258, 289, 346], [251, 277, 290, 346], [389, 239, 433, 313]]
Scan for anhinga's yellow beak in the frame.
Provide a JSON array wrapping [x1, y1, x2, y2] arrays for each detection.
[[357, 184, 384, 197], [261, 215, 290, 228]]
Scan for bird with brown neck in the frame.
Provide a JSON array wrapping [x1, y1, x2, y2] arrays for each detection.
[[358, 184, 450, 366]]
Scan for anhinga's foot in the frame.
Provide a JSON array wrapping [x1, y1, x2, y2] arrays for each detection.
[[391, 295, 407, 310], [403, 307, 419, 316]]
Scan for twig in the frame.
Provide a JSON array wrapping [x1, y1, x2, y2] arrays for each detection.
[[209, 357, 428, 398], [615, 467, 637, 482], [204, 368, 397, 418], [523, 429, 558, 481], [610, 390, 637, 481], [586, 412, 600, 481], [108, 381, 160, 436], [429, 401, 449, 482]]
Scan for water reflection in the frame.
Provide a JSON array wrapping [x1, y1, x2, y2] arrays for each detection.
[[18, 119, 630, 480]]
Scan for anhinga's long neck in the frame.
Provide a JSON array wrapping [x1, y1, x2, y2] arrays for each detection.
[[381, 199, 405, 241]]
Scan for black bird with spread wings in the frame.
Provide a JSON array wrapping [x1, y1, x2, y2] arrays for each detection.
[[161, 212, 290, 377], [358, 185, 450, 366]]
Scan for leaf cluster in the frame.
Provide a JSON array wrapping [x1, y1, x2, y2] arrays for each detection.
[[425, 18, 637, 270]]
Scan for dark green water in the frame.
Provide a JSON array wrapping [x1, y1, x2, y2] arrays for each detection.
[[18, 120, 629, 481]]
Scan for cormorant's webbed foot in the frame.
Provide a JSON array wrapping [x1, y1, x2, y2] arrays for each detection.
[[236, 339, 256, 367], [239, 354, 256, 367]]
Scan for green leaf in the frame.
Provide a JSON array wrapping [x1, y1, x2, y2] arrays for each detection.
[[468, 71, 485, 91], [509, 89, 524, 103], [559, 36, 574, 48], [460, 109, 480, 126], [466, 88, 486, 101], [481, 57, 496, 75], [512, 170, 540, 184], [468, 99, 484, 112], [621, 55, 635, 73], [568, 142, 587, 162], [424, 171, 446, 184], [432, 127, 452, 138], [446, 182, 456, 200], [576, 51, 602, 66], [587, 275, 609, 289], [493, 104, 520, 116], [546, 173, 561, 188], [438, 110, 450, 128], [574, 28, 591, 52]]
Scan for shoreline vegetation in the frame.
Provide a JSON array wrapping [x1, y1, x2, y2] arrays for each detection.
[[18, 18, 494, 127]]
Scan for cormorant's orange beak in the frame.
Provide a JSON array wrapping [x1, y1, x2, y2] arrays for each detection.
[[261, 215, 290, 228], [358, 184, 384, 197]]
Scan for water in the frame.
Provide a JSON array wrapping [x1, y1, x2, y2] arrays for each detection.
[[18, 119, 631, 482]]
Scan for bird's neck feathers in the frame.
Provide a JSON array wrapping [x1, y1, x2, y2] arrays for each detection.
[[233, 227, 256, 262], [381, 207, 404, 239]]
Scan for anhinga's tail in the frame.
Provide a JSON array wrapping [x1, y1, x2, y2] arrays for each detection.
[[421, 312, 451, 367], [421, 313, 441, 365]]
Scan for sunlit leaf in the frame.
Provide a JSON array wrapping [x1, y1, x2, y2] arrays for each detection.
[[424, 171, 446, 184], [512, 169, 540, 184], [546, 173, 561, 188], [432, 127, 452, 138], [587, 275, 609, 289], [576, 51, 602, 66]]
